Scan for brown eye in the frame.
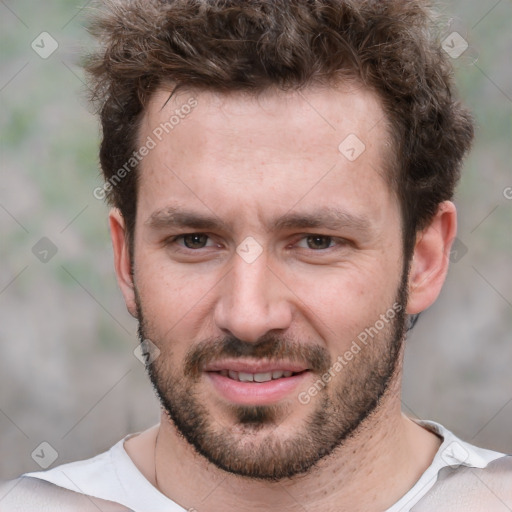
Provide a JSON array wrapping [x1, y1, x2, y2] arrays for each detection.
[[305, 235, 333, 250], [182, 233, 209, 249]]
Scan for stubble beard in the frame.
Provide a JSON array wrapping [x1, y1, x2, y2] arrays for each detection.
[[136, 272, 408, 481]]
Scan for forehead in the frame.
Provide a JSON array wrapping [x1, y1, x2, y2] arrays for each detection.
[[141, 83, 390, 160], [136, 84, 396, 230]]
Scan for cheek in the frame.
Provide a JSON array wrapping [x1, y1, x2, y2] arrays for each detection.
[[286, 257, 402, 345], [134, 253, 219, 335]]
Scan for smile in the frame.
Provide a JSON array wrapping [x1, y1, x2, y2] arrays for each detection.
[[215, 369, 304, 382], [204, 363, 311, 405]]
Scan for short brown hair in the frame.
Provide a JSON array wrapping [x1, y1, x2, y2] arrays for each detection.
[[84, 0, 473, 259]]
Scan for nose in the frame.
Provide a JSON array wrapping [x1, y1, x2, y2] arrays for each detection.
[[213, 251, 293, 343]]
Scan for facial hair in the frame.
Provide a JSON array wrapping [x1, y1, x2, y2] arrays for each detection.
[[136, 271, 408, 482]]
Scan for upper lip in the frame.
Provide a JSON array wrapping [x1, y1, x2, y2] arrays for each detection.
[[203, 360, 309, 374]]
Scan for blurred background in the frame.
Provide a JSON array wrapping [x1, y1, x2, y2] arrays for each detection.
[[0, 0, 511, 479]]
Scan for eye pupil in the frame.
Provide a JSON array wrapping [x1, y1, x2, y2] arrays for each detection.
[[306, 235, 331, 250], [184, 234, 208, 249]]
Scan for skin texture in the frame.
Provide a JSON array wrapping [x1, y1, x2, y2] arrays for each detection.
[[112, 84, 457, 511]]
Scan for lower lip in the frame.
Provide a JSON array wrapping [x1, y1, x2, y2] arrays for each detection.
[[206, 371, 310, 405]]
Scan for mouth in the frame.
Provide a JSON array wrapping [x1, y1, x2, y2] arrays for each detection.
[[212, 369, 308, 383], [204, 361, 311, 405]]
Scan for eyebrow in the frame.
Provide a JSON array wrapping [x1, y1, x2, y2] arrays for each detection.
[[272, 208, 372, 233], [146, 207, 229, 231], [145, 206, 372, 234]]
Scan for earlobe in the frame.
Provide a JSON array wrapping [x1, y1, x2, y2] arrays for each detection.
[[406, 201, 458, 315], [109, 209, 138, 318]]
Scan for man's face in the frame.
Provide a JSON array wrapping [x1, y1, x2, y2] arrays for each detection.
[[131, 85, 407, 480]]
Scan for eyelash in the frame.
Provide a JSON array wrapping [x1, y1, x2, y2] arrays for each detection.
[[167, 233, 349, 252]]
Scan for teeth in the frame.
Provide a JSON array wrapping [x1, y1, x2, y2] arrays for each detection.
[[220, 370, 297, 382], [238, 372, 254, 382], [254, 372, 272, 383]]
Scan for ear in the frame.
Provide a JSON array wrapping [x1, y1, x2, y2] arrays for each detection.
[[109, 208, 138, 318], [406, 201, 457, 315]]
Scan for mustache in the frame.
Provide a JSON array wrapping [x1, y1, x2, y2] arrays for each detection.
[[183, 334, 332, 380]]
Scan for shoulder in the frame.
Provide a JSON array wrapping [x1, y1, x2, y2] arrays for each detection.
[[0, 477, 133, 512], [412, 455, 512, 511]]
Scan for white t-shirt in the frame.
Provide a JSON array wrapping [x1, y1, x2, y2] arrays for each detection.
[[21, 420, 510, 512]]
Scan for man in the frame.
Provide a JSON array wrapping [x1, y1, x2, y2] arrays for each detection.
[[2, 0, 510, 510]]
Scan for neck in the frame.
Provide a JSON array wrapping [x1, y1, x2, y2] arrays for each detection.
[[143, 373, 441, 512]]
